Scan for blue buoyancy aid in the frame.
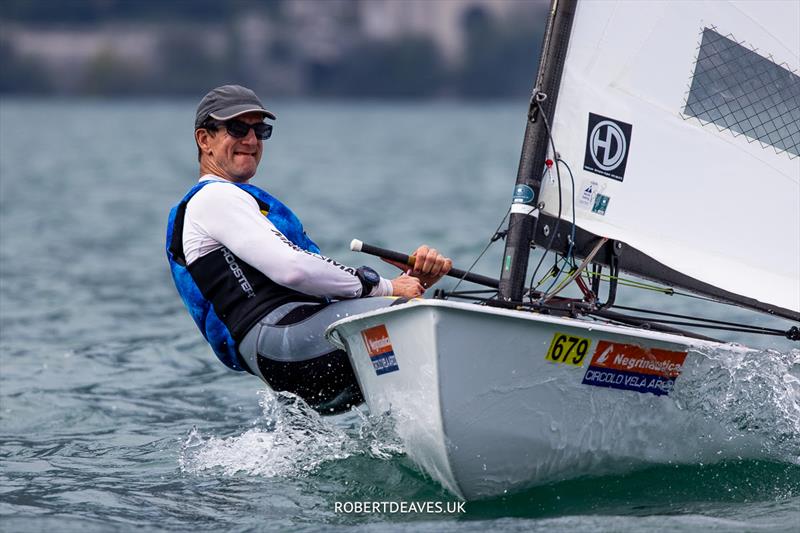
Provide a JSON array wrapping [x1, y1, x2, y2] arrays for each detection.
[[166, 180, 321, 371]]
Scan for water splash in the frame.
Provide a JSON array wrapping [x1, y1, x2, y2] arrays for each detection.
[[674, 346, 800, 462], [178, 389, 403, 477]]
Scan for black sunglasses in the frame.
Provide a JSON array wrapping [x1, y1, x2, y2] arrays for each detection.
[[204, 119, 273, 140]]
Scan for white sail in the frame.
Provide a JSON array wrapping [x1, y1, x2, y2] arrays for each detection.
[[538, 0, 800, 314]]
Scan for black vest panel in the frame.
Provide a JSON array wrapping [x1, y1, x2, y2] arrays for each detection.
[[188, 248, 321, 342]]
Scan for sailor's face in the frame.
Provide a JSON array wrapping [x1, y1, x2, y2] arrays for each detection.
[[201, 112, 264, 182]]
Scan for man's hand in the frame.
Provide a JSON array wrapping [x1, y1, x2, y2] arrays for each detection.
[[390, 273, 425, 299], [384, 244, 452, 291]]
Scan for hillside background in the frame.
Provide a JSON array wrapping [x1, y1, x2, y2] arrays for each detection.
[[0, 0, 548, 98]]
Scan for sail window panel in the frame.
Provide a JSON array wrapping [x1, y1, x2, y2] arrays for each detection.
[[684, 27, 800, 157]]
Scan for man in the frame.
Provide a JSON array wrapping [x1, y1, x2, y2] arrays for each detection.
[[166, 85, 452, 414]]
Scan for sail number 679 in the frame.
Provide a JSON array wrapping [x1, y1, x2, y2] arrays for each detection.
[[545, 333, 591, 366]]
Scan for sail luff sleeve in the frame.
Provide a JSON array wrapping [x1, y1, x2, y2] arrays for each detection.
[[499, 0, 578, 302]]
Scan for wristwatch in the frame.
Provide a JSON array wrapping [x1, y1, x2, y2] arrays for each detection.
[[356, 266, 380, 297]]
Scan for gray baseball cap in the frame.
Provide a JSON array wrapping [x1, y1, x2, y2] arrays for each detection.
[[194, 84, 276, 129]]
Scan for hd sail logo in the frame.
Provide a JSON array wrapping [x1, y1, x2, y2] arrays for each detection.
[[581, 341, 687, 396], [361, 324, 399, 376], [584, 113, 633, 181]]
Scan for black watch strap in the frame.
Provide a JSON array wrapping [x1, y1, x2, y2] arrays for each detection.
[[356, 266, 380, 298]]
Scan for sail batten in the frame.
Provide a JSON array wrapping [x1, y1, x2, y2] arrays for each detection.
[[538, 0, 800, 316]]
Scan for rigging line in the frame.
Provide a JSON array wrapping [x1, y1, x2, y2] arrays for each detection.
[[527, 160, 562, 300], [447, 295, 490, 303], [541, 264, 577, 294], [581, 270, 758, 307], [527, 97, 565, 301], [533, 257, 566, 289], [666, 288, 748, 305], [444, 289, 498, 295], [557, 157, 578, 268], [607, 304, 791, 334], [581, 271, 673, 294], [589, 315, 791, 336], [539, 157, 580, 298], [541, 237, 608, 303], [450, 206, 512, 295], [461, 293, 787, 338]]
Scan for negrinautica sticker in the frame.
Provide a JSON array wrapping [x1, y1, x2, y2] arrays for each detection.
[[584, 113, 633, 182], [581, 341, 687, 396]]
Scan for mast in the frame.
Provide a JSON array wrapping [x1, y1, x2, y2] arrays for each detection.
[[497, 0, 799, 324], [499, 0, 577, 302]]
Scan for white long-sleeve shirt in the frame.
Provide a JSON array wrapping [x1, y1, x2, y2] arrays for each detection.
[[182, 176, 392, 299]]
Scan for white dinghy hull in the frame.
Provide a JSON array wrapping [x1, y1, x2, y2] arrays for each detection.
[[327, 300, 760, 500]]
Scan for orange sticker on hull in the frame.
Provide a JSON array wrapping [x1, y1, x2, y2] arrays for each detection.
[[361, 324, 399, 376]]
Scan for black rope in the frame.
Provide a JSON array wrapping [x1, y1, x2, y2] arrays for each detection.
[[438, 289, 796, 339], [601, 317, 789, 336], [588, 309, 720, 342], [445, 289, 498, 296], [610, 304, 791, 334], [449, 207, 513, 295], [491, 230, 507, 242]]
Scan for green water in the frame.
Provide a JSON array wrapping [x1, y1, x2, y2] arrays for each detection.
[[1, 99, 798, 531]]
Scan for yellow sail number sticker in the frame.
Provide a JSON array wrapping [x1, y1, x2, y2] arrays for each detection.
[[545, 333, 591, 366]]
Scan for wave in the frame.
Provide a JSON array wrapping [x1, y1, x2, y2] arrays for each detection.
[[673, 346, 800, 463], [178, 389, 403, 478]]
